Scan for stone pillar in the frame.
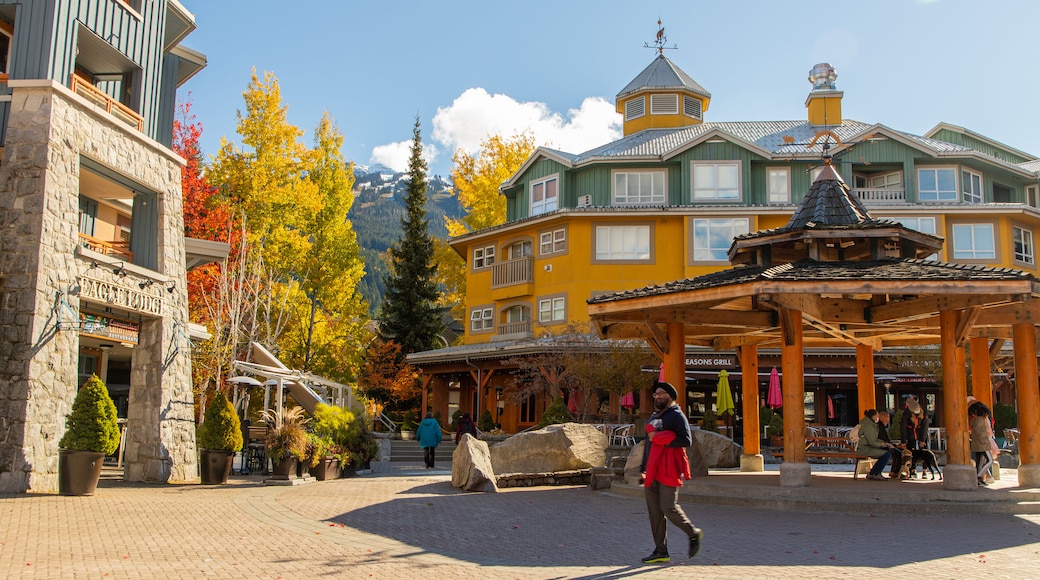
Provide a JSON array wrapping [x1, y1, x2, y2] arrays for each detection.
[[856, 344, 876, 417], [665, 322, 686, 411], [780, 309, 810, 487], [970, 337, 993, 410], [739, 345, 763, 472], [940, 309, 974, 490], [1013, 323, 1040, 487]]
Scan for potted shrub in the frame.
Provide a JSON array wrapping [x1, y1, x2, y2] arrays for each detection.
[[700, 410, 720, 433], [196, 391, 243, 484], [260, 406, 309, 480], [311, 403, 361, 480], [766, 412, 784, 447], [59, 374, 120, 496]]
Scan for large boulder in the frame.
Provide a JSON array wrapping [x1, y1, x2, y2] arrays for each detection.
[[490, 423, 607, 474], [451, 434, 498, 492], [693, 429, 743, 469]]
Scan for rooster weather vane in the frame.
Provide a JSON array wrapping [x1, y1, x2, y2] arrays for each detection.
[[644, 19, 677, 56]]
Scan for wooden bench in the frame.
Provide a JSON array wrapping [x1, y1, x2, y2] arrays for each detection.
[[774, 436, 876, 479]]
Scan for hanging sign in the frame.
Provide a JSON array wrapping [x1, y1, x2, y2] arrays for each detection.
[[78, 276, 165, 316]]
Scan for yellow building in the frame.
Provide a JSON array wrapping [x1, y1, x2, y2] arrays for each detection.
[[409, 57, 1040, 434]]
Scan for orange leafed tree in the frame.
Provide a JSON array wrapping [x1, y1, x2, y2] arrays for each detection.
[[357, 340, 418, 410]]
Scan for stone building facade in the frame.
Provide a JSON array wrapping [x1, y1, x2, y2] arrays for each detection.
[[0, 81, 198, 492]]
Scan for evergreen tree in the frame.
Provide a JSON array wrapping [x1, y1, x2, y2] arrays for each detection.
[[379, 117, 442, 354]]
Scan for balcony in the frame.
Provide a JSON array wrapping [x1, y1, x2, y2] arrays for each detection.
[[70, 75, 143, 132], [79, 233, 133, 261], [493, 320, 533, 342], [852, 188, 906, 204], [490, 256, 535, 300]]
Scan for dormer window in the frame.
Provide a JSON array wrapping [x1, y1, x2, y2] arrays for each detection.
[[650, 94, 678, 115]]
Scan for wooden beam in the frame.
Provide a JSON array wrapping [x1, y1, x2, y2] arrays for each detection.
[[954, 306, 981, 347], [869, 294, 1011, 323], [762, 293, 868, 323], [801, 315, 881, 349], [596, 307, 774, 328], [989, 338, 1006, 359], [645, 322, 670, 356]]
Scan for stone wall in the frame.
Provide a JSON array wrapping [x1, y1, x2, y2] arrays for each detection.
[[0, 81, 196, 492]]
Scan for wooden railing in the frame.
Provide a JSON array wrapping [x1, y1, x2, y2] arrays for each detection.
[[852, 188, 906, 204], [70, 75, 143, 132], [497, 320, 532, 336], [491, 256, 534, 288], [79, 233, 134, 261]]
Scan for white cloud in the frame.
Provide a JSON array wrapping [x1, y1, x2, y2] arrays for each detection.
[[370, 88, 623, 172], [369, 141, 439, 173]]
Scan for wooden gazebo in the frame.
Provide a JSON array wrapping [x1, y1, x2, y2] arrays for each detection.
[[588, 162, 1040, 490]]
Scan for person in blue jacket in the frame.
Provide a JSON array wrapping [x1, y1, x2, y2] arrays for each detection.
[[416, 412, 443, 468]]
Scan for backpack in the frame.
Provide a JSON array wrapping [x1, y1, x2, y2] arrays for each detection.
[[848, 424, 861, 445]]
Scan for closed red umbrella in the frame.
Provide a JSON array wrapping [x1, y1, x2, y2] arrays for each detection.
[[827, 395, 835, 420], [568, 391, 578, 413], [767, 367, 782, 409], [657, 363, 665, 382], [620, 391, 635, 409]]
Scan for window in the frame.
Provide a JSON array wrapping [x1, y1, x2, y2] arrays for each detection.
[[951, 223, 995, 260], [918, 168, 957, 201], [879, 216, 938, 260], [470, 307, 494, 332], [625, 97, 645, 120], [692, 162, 740, 200], [595, 225, 651, 261], [539, 228, 566, 255], [506, 240, 532, 259], [650, 94, 678, 115], [1027, 185, 1039, 208], [962, 169, 983, 204], [520, 395, 537, 423], [79, 196, 98, 236], [473, 246, 495, 269], [538, 297, 565, 323], [0, 20, 12, 76], [693, 218, 749, 261], [1014, 226, 1035, 265], [614, 171, 666, 204], [531, 176, 558, 215], [767, 168, 790, 204], [867, 171, 902, 189], [683, 96, 702, 120]]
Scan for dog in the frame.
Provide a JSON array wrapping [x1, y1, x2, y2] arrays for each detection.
[[896, 449, 914, 480], [907, 448, 942, 480]]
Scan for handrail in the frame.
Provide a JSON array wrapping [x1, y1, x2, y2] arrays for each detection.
[[78, 232, 134, 261], [491, 256, 534, 288], [70, 75, 144, 132], [374, 412, 397, 432]]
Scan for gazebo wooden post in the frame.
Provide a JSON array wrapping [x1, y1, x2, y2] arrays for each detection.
[[739, 345, 763, 471], [432, 376, 450, 422], [420, 374, 433, 416], [780, 309, 810, 487], [970, 337, 994, 410], [665, 322, 687, 412], [940, 309, 975, 490], [856, 344, 876, 419], [1013, 322, 1040, 487]]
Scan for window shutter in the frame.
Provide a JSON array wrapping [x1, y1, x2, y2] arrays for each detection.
[[625, 97, 645, 120], [650, 94, 678, 115], [683, 96, 702, 119]]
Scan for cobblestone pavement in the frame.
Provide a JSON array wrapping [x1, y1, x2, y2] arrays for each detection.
[[2, 464, 1039, 579]]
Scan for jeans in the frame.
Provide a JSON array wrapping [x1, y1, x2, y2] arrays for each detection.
[[423, 446, 436, 468], [869, 449, 891, 476]]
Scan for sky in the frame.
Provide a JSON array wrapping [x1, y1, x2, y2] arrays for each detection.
[[179, 0, 1040, 178]]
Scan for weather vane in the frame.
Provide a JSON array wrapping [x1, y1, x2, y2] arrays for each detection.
[[644, 19, 677, 56]]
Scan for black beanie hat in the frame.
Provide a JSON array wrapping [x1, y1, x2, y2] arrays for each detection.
[[654, 381, 678, 400]]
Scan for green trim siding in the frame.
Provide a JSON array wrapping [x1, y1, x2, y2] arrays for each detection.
[[930, 128, 1032, 165], [505, 158, 568, 220], [675, 142, 762, 204]]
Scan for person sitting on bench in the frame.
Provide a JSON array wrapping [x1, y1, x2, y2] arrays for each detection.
[[856, 409, 896, 481]]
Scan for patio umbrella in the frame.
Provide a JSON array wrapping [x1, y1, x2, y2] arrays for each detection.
[[767, 367, 782, 409], [568, 390, 578, 414], [827, 395, 835, 420], [715, 369, 735, 417], [620, 391, 635, 409], [657, 363, 665, 382]]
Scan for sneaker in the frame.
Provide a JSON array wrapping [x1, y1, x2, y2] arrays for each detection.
[[689, 528, 704, 558], [641, 551, 670, 564], [866, 474, 884, 481]]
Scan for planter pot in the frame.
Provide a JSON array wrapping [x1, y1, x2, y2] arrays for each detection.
[[769, 436, 784, 447], [341, 464, 357, 478], [270, 456, 298, 480], [399, 430, 415, 441], [59, 449, 106, 496], [312, 457, 342, 481], [297, 458, 312, 479], [199, 450, 235, 484]]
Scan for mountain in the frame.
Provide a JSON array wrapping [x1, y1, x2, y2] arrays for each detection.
[[349, 170, 461, 317]]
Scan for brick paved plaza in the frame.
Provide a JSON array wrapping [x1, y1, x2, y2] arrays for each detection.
[[2, 464, 1039, 579]]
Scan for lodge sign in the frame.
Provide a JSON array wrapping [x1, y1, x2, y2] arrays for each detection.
[[78, 276, 165, 316], [686, 356, 736, 368]]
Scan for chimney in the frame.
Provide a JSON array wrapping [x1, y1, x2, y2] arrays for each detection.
[[805, 63, 843, 126]]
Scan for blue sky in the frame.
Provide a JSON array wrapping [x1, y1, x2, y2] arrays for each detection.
[[179, 0, 1040, 177]]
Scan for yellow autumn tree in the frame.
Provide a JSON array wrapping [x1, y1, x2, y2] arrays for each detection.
[[437, 132, 536, 318]]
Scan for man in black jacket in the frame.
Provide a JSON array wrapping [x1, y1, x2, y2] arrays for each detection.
[[638, 381, 703, 564]]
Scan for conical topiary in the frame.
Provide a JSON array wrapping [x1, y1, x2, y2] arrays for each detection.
[[197, 391, 244, 452], [59, 374, 120, 455]]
